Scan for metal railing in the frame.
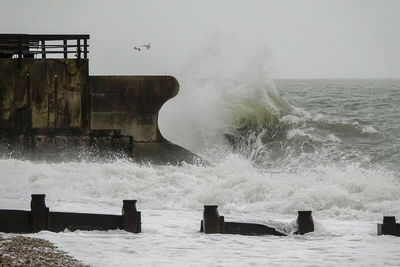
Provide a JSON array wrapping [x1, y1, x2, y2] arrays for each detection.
[[0, 34, 90, 59]]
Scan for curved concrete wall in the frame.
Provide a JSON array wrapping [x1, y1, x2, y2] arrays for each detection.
[[89, 76, 179, 142]]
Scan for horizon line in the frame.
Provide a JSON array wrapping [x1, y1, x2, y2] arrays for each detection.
[[273, 77, 400, 80]]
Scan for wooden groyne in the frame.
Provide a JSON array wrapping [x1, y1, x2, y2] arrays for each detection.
[[0, 194, 141, 233]]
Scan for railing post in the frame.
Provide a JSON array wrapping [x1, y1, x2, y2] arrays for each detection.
[[30, 194, 48, 232], [77, 38, 81, 59], [41, 40, 46, 59], [17, 37, 22, 58], [63, 39, 67, 59], [83, 38, 88, 59], [17, 37, 22, 66]]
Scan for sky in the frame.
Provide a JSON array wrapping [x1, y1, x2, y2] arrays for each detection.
[[1, 0, 399, 79]]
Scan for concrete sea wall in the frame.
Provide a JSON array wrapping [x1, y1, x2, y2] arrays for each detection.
[[0, 59, 198, 164]]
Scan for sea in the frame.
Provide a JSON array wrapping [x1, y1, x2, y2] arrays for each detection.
[[1, 77, 400, 266]]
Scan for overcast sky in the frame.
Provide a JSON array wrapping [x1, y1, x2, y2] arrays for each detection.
[[1, 0, 399, 79]]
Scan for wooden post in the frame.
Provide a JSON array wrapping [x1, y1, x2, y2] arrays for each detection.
[[30, 194, 48, 232], [220, 215, 225, 234], [382, 216, 398, 236], [296, 211, 314, 235], [122, 200, 140, 233], [203, 205, 221, 234], [137, 211, 142, 233], [41, 40, 46, 59], [83, 39, 87, 59], [63, 40, 67, 59]]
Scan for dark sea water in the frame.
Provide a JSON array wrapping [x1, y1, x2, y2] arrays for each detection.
[[276, 79, 400, 173]]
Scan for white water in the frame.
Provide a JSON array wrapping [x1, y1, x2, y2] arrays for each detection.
[[1, 159, 399, 219], [1, 158, 400, 266], [159, 37, 288, 155], [33, 215, 400, 267]]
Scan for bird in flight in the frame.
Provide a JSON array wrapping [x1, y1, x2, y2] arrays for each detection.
[[133, 43, 151, 52], [141, 43, 151, 50]]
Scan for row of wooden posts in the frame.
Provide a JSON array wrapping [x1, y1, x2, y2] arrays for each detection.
[[0, 195, 399, 237]]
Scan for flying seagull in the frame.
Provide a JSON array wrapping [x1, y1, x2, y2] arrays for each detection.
[[141, 43, 151, 50]]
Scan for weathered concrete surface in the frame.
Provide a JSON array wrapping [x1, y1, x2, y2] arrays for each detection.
[[90, 76, 178, 142], [0, 59, 89, 136], [0, 133, 131, 161], [89, 75, 199, 164], [0, 134, 200, 164]]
